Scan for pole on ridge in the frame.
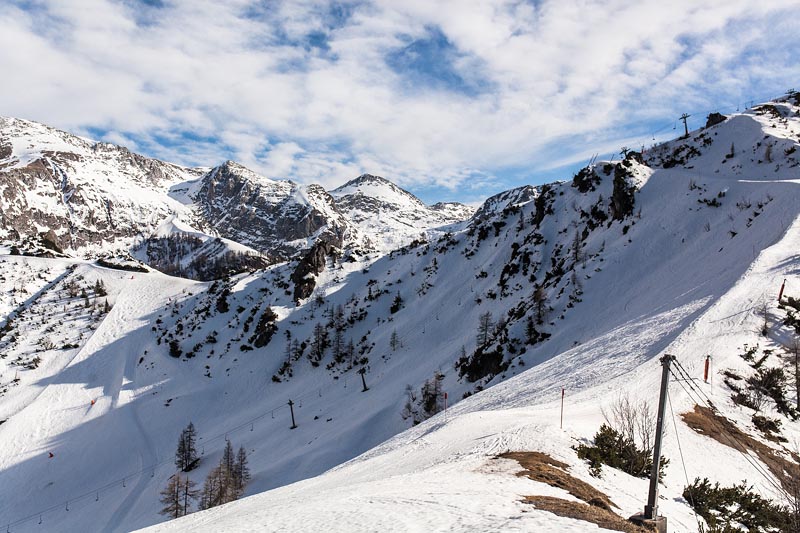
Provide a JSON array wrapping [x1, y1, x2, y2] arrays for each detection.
[[288, 400, 297, 429], [630, 354, 673, 533], [679, 114, 690, 137]]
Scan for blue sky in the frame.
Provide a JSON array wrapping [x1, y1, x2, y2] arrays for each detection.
[[2, 0, 799, 204]]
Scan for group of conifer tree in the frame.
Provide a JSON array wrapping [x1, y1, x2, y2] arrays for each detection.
[[159, 422, 250, 519]]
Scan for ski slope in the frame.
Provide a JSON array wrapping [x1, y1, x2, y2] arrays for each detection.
[[0, 99, 799, 532], [142, 193, 800, 532]]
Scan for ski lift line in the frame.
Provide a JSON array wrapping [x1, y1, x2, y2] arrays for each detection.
[[668, 366, 790, 501], [9, 319, 415, 528], [644, 91, 790, 146], [666, 386, 703, 531], [4, 360, 393, 530], [671, 359, 717, 410]]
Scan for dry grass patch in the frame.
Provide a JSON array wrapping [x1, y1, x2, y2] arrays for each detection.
[[682, 405, 800, 492], [524, 496, 653, 533], [500, 451, 653, 532], [500, 451, 615, 510]]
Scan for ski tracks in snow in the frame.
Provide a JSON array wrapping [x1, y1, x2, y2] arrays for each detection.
[[93, 278, 168, 532]]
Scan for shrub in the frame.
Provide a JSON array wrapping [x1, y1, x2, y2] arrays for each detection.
[[575, 424, 664, 479], [683, 477, 791, 532], [169, 340, 182, 358], [751, 415, 786, 442]]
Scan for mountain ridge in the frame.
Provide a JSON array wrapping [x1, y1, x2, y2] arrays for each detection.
[[0, 118, 474, 275]]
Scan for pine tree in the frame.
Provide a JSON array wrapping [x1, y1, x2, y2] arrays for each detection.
[[477, 311, 493, 347], [525, 314, 537, 344], [199, 441, 248, 510], [175, 422, 198, 471], [390, 292, 404, 313], [199, 464, 224, 510], [310, 323, 327, 364], [233, 446, 250, 495], [390, 330, 401, 351], [332, 327, 343, 363], [345, 338, 355, 367], [222, 440, 235, 481], [572, 230, 582, 264]]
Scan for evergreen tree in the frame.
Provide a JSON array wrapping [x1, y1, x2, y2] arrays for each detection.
[[345, 338, 355, 367], [477, 311, 493, 347], [233, 446, 250, 495], [222, 440, 235, 479], [390, 330, 401, 351], [525, 314, 537, 344], [175, 422, 198, 471], [310, 323, 328, 364], [533, 287, 547, 324], [390, 292, 404, 313], [332, 327, 344, 363]]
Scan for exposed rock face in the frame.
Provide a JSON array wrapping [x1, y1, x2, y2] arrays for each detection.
[[471, 186, 536, 224], [705, 112, 727, 128], [0, 119, 471, 280], [0, 118, 202, 254], [532, 184, 553, 227], [193, 161, 349, 259], [290, 240, 338, 302]]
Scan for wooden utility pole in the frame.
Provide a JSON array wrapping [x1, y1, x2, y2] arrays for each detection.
[[288, 399, 297, 429], [679, 113, 690, 137], [631, 354, 673, 533], [358, 367, 369, 392]]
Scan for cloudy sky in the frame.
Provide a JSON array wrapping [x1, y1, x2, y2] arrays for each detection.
[[2, 0, 799, 203]]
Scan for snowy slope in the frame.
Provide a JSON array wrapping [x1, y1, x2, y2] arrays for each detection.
[[1, 96, 799, 533], [143, 198, 800, 532]]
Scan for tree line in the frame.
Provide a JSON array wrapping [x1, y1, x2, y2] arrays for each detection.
[[159, 422, 250, 519]]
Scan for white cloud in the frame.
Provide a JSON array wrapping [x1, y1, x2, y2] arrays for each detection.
[[1, 0, 798, 199]]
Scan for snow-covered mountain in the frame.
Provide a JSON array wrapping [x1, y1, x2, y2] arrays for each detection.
[[1, 94, 800, 533], [0, 117, 203, 255], [331, 174, 474, 251], [0, 122, 473, 273]]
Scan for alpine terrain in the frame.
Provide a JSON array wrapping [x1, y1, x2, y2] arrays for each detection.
[[1, 93, 800, 533]]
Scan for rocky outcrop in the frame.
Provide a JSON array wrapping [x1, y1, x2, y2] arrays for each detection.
[[290, 240, 338, 303], [194, 162, 350, 258], [705, 112, 727, 129]]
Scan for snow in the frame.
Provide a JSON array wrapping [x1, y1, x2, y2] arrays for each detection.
[[144, 195, 800, 533], [331, 174, 473, 252], [1, 98, 799, 533]]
